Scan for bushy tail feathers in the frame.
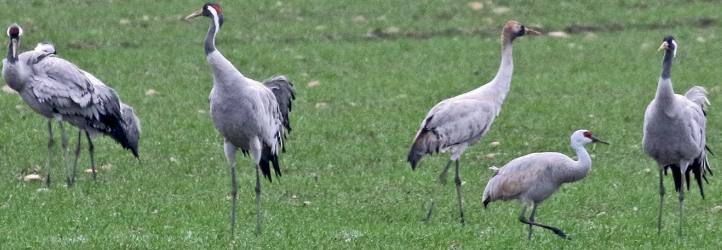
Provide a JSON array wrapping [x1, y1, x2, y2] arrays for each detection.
[[118, 103, 140, 158], [685, 86, 710, 115], [259, 145, 282, 183], [407, 129, 442, 170], [664, 152, 713, 199], [263, 75, 295, 134]]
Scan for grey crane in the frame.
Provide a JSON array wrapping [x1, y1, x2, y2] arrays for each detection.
[[407, 21, 540, 225], [33, 42, 141, 187], [643, 36, 713, 237], [2, 24, 139, 187], [482, 130, 608, 240], [185, 3, 295, 234]]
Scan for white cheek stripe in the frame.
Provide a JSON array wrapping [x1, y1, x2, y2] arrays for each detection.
[[207, 6, 220, 30]]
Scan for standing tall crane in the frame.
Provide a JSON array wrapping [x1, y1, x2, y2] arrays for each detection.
[[407, 21, 540, 225], [643, 36, 713, 237], [185, 3, 295, 234], [3, 24, 139, 187], [33, 42, 141, 186], [482, 130, 608, 240]]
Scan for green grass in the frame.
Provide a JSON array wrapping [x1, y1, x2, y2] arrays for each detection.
[[1, 0, 722, 248]]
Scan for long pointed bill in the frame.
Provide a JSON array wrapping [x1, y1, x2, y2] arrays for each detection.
[[658, 41, 669, 51], [525, 28, 542, 36], [185, 10, 203, 20], [591, 136, 609, 145]]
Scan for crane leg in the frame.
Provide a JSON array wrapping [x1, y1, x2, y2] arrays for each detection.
[[519, 204, 569, 240], [422, 160, 453, 222], [454, 160, 465, 226], [230, 165, 237, 235], [86, 132, 97, 181], [657, 167, 665, 235], [68, 131, 82, 187], [59, 122, 69, 188], [678, 164, 686, 237], [45, 119, 55, 187], [528, 204, 538, 240], [255, 164, 262, 234], [224, 142, 238, 235]]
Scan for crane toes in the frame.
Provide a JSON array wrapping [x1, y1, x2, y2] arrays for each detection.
[[553, 229, 570, 240]]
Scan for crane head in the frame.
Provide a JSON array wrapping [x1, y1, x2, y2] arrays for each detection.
[[658, 36, 677, 57], [502, 21, 541, 42], [185, 3, 225, 28], [573, 130, 609, 146], [6, 23, 22, 38]]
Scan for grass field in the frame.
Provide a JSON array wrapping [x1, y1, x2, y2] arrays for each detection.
[[1, 0, 722, 248]]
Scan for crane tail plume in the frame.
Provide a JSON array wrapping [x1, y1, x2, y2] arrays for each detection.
[[259, 145, 282, 183], [684, 86, 710, 114], [407, 129, 441, 170], [263, 75, 295, 133], [664, 153, 712, 199]]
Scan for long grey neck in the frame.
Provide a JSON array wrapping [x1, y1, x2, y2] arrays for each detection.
[[565, 142, 592, 183], [655, 49, 676, 104], [205, 15, 218, 55]]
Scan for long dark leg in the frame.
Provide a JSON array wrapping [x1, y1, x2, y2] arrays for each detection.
[[45, 119, 54, 187], [255, 164, 262, 234], [454, 160, 465, 226], [519, 204, 569, 240], [230, 164, 237, 235], [658, 167, 665, 235], [59, 122, 69, 187], [68, 131, 81, 187], [528, 204, 538, 240], [678, 166, 685, 237], [85, 132, 97, 181], [422, 160, 453, 222]]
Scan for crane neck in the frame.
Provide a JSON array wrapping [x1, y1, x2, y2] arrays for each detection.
[[565, 142, 592, 183], [490, 41, 514, 89], [204, 13, 221, 55], [7, 38, 19, 63], [655, 49, 676, 104], [660, 49, 674, 80]]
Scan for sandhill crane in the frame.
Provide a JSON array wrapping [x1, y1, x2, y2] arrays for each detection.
[[643, 36, 712, 237], [407, 21, 540, 225], [33, 42, 141, 187], [185, 3, 295, 234], [2, 24, 139, 187], [482, 130, 608, 240]]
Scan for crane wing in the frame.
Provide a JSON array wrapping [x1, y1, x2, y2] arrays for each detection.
[[482, 153, 566, 206], [422, 98, 496, 146]]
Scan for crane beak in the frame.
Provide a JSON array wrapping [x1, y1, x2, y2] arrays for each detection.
[[525, 28, 542, 36], [185, 10, 203, 20], [658, 41, 669, 51], [591, 136, 609, 145]]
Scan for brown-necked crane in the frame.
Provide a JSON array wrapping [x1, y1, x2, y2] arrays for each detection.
[[482, 130, 608, 240], [407, 21, 540, 225]]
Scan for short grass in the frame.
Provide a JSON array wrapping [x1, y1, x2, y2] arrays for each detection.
[[1, 0, 722, 248]]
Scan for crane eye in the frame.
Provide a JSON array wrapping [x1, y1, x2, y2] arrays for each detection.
[[583, 131, 592, 138]]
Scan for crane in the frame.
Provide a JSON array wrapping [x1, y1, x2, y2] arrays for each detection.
[[642, 36, 712, 237], [407, 21, 540, 225], [3, 24, 139, 187], [185, 3, 295, 234], [33, 42, 141, 186], [482, 130, 608, 240]]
